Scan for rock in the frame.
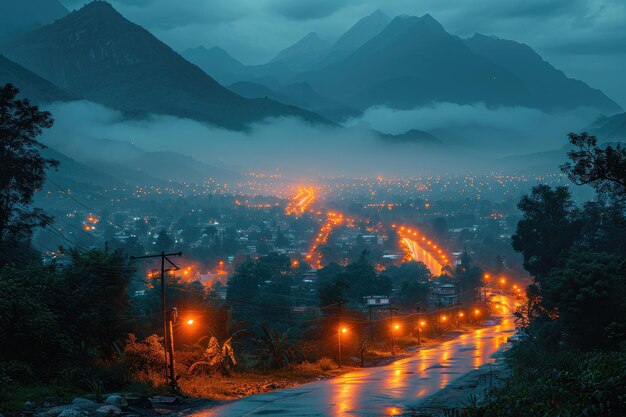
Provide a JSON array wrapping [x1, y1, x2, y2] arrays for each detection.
[[104, 395, 128, 408], [71, 398, 99, 411], [125, 397, 153, 409], [95, 405, 122, 416], [58, 409, 88, 417]]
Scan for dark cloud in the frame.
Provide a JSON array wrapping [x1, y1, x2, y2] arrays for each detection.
[[271, 0, 347, 20]]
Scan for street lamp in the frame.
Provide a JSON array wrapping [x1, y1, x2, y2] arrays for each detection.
[[166, 308, 195, 391], [418, 320, 426, 345], [338, 326, 347, 368]]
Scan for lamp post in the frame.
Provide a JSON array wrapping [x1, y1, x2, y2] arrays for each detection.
[[166, 308, 194, 391], [338, 327, 347, 368]]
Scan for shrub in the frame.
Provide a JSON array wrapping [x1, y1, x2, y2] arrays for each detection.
[[316, 357, 336, 371]]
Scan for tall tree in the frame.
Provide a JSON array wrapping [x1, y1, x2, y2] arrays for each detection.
[[561, 132, 626, 201], [512, 185, 581, 280], [0, 84, 58, 249]]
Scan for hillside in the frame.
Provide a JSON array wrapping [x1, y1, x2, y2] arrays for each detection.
[[465, 34, 621, 113], [0, 1, 330, 130]]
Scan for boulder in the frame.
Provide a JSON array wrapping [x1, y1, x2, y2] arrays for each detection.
[[71, 398, 99, 411], [95, 405, 122, 416], [58, 409, 88, 417], [104, 395, 128, 408]]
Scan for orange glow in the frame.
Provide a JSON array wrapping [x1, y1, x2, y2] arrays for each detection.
[[186, 319, 194, 326], [474, 309, 480, 315], [500, 278, 506, 284], [441, 315, 448, 321], [341, 328, 347, 334], [285, 186, 317, 217], [420, 321, 426, 327], [393, 324, 400, 330], [458, 312, 464, 317]]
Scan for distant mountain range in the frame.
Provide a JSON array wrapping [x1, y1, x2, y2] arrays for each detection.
[[0, 0, 68, 37], [41, 135, 237, 185], [185, 12, 621, 118], [0, 1, 330, 130], [590, 113, 626, 141], [0, 54, 74, 102]]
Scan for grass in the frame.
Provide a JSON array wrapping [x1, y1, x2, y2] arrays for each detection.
[[178, 360, 355, 401]]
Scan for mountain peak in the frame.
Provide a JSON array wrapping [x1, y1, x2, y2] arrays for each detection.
[[270, 31, 330, 70]]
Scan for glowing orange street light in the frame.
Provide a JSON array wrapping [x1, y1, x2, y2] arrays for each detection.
[[186, 319, 194, 326], [474, 309, 480, 315], [500, 278, 506, 285], [420, 320, 426, 327], [394, 324, 400, 331], [337, 326, 348, 368]]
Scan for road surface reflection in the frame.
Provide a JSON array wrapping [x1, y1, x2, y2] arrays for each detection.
[[190, 294, 516, 417]]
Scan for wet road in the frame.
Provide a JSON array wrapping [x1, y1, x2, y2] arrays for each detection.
[[189, 295, 516, 417]]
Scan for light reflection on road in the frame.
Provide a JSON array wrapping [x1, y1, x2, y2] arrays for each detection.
[[191, 294, 517, 417], [402, 237, 444, 275]]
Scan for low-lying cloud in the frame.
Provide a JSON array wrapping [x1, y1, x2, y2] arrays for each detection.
[[346, 102, 600, 155], [40, 100, 594, 179], [42, 100, 469, 177]]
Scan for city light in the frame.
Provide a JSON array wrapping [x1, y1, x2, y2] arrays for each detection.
[[341, 327, 348, 334], [186, 319, 194, 326]]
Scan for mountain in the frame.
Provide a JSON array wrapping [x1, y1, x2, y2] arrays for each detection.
[[42, 147, 123, 188], [0, 1, 330, 130], [270, 32, 331, 71], [0, 54, 75, 103], [377, 129, 442, 145], [0, 0, 68, 37], [589, 113, 626, 141], [41, 135, 237, 184], [316, 10, 391, 68], [229, 81, 359, 122], [181, 46, 247, 85], [302, 14, 533, 110], [465, 33, 621, 113]]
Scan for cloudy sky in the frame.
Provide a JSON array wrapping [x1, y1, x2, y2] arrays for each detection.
[[60, 0, 626, 107]]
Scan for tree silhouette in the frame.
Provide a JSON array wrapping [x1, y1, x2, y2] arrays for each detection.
[[0, 84, 58, 250]]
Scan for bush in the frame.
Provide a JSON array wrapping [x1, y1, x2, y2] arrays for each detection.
[[121, 334, 166, 385], [480, 341, 626, 417], [316, 357, 336, 371]]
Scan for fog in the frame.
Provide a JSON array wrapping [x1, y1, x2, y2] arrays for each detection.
[[347, 103, 599, 154], [40, 100, 588, 178]]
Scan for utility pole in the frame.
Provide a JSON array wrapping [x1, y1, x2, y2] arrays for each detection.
[[416, 305, 422, 345], [337, 299, 348, 368], [131, 251, 182, 384], [368, 304, 374, 342], [388, 304, 397, 355], [167, 308, 178, 390]]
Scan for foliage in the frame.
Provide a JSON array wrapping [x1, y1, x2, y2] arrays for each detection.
[[511, 184, 581, 279], [538, 251, 626, 350], [561, 132, 626, 201], [0, 84, 58, 263], [257, 322, 294, 370], [189, 336, 237, 376], [480, 341, 626, 417], [121, 334, 165, 384]]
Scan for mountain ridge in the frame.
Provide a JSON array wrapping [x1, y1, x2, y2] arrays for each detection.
[[0, 1, 331, 130]]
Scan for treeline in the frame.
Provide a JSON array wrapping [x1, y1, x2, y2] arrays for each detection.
[[478, 133, 626, 417]]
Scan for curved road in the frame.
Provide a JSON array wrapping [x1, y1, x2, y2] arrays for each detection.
[[189, 294, 517, 417]]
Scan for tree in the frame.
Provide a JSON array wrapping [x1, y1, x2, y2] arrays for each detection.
[[155, 228, 174, 251], [512, 185, 581, 280], [539, 251, 626, 350], [0, 84, 58, 249], [561, 132, 626, 201]]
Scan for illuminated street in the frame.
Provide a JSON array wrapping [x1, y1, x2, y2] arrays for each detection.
[[190, 294, 516, 417]]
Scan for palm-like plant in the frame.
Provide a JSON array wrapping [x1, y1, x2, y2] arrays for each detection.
[[258, 322, 293, 369]]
